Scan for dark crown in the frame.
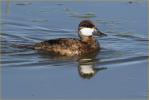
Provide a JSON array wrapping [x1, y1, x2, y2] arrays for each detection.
[[79, 20, 95, 28]]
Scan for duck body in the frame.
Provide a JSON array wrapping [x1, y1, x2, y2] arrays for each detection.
[[33, 20, 106, 56], [34, 37, 100, 56]]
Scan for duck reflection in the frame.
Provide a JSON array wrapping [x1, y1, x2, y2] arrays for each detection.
[[78, 58, 107, 79], [37, 51, 107, 79]]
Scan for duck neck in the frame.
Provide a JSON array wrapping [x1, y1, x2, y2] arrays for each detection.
[[81, 36, 98, 45]]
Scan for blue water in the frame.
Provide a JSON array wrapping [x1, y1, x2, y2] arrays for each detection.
[[1, 1, 148, 99]]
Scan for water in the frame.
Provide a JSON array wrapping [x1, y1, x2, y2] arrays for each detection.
[[1, 1, 148, 99]]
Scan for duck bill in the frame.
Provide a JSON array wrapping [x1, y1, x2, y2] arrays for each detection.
[[93, 28, 107, 37]]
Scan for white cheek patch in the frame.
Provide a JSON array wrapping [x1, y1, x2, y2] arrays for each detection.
[[80, 28, 94, 36]]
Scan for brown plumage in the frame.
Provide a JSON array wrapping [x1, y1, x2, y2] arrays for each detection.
[[34, 37, 100, 56], [33, 20, 106, 56]]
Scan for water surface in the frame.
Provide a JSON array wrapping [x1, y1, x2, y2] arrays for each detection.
[[1, 1, 148, 99]]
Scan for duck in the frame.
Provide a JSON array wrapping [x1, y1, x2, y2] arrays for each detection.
[[33, 20, 106, 56]]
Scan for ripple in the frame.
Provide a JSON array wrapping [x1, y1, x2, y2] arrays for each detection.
[[30, 26, 73, 33], [16, 2, 32, 6], [70, 13, 96, 18], [98, 55, 148, 66], [64, 8, 96, 18], [114, 33, 148, 41], [1, 17, 148, 70], [1, 20, 31, 27], [2, 32, 29, 41]]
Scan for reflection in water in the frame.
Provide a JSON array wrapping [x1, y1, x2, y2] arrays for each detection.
[[78, 58, 107, 79], [37, 50, 107, 79]]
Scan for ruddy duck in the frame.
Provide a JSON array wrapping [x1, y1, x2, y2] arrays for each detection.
[[33, 20, 106, 56]]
